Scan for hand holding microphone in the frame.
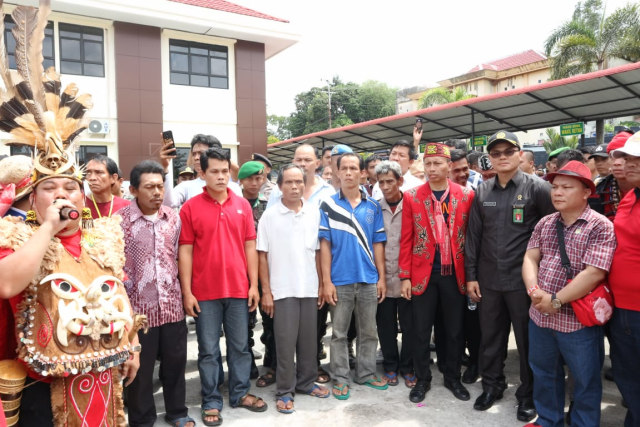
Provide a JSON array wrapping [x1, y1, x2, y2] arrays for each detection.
[[59, 206, 80, 220]]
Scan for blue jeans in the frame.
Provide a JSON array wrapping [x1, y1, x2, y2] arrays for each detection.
[[195, 298, 251, 410], [528, 320, 604, 427], [330, 283, 379, 385], [610, 308, 640, 427]]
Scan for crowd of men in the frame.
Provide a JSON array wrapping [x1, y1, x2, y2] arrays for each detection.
[[2, 125, 640, 427]]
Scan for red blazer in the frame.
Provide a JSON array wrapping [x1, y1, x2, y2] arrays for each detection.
[[399, 180, 475, 295]]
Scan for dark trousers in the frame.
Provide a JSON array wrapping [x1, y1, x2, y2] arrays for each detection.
[[317, 304, 329, 363], [412, 271, 465, 383], [464, 306, 481, 366], [376, 296, 413, 375], [127, 319, 188, 426], [18, 379, 52, 427], [260, 306, 277, 370], [611, 307, 640, 427], [478, 287, 532, 400], [435, 305, 445, 369], [256, 281, 277, 370], [274, 298, 318, 398]]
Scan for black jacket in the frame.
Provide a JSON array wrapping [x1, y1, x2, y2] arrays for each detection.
[[465, 169, 554, 291]]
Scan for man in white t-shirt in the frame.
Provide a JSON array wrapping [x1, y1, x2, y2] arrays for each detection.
[[160, 134, 241, 209], [257, 164, 330, 413], [266, 144, 335, 209]]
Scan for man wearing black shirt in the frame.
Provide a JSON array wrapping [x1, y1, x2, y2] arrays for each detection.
[[465, 131, 554, 422]]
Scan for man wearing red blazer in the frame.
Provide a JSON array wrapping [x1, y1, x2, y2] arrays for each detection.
[[399, 142, 475, 404]]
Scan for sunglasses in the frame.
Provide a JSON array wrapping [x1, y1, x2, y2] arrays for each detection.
[[489, 148, 519, 159]]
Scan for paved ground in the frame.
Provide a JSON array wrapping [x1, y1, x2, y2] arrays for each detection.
[[147, 319, 626, 426]]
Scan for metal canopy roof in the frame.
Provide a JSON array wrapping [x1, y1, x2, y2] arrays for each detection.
[[268, 61, 640, 165]]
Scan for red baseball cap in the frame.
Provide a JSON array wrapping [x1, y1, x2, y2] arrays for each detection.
[[607, 131, 633, 154], [547, 160, 596, 195]]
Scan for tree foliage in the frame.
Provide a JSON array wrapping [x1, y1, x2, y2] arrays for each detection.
[[544, 0, 640, 144], [268, 77, 397, 140], [543, 128, 579, 153], [545, 0, 640, 77], [419, 86, 474, 109]]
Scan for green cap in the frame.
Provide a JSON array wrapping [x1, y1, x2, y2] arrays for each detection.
[[548, 146, 571, 160], [238, 161, 264, 180]]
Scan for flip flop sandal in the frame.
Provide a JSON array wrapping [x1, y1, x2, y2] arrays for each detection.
[[383, 371, 399, 386], [256, 371, 276, 387], [332, 383, 350, 400], [403, 373, 417, 388], [237, 393, 268, 412], [201, 409, 222, 426], [297, 383, 330, 398], [362, 377, 389, 390], [276, 396, 294, 414], [317, 367, 331, 383], [166, 416, 196, 427]]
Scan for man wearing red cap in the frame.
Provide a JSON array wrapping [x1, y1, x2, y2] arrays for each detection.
[[399, 142, 475, 403], [522, 161, 615, 427], [609, 132, 640, 427], [592, 130, 635, 220]]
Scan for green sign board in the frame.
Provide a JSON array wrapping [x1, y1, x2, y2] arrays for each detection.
[[472, 135, 487, 146], [560, 122, 585, 136]]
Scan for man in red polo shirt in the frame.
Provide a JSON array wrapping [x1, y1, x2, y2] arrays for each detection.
[[609, 133, 640, 427], [179, 148, 266, 425]]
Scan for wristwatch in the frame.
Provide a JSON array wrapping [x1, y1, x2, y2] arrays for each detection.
[[551, 293, 562, 309]]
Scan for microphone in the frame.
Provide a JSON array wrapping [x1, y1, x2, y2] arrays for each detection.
[[60, 207, 80, 220]]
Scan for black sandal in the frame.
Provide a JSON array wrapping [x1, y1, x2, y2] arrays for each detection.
[[317, 367, 331, 383], [256, 370, 276, 387]]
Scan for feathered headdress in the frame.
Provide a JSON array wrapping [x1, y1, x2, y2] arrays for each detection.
[[0, 0, 92, 186]]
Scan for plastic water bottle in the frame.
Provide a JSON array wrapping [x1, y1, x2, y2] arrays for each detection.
[[467, 296, 477, 311]]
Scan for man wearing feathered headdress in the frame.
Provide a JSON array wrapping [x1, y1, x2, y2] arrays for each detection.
[[0, 1, 144, 426]]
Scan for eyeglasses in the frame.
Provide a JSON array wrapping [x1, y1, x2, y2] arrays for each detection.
[[489, 148, 519, 159]]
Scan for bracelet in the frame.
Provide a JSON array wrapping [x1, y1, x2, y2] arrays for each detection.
[[130, 344, 142, 353], [527, 285, 539, 296]]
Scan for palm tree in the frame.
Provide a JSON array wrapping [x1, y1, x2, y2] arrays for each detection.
[[545, 0, 640, 144], [419, 86, 474, 108], [543, 128, 579, 153]]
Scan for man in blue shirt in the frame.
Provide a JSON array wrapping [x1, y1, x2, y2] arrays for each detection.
[[319, 152, 388, 400]]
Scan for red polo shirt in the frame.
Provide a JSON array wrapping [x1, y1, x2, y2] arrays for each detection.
[[609, 188, 640, 311], [179, 188, 256, 301]]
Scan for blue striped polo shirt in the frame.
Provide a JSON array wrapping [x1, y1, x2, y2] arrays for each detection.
[[319, 189, 386, 286]]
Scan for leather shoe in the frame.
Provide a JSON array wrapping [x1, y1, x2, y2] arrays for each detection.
[[473, 391, 503, 411], [462, 364, 479, 384], [409, 380, 431, 403], [517, 398, 537, 422], [444, 379, 470, 401]]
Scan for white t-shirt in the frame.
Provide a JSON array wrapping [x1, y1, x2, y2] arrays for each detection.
[[256, 200, 320, 300], [371, 170, 424, 200]]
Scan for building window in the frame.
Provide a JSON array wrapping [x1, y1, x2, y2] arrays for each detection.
[[4, 16, 54, 70], [10, 145, 33, 156], [77, 145, 107, 167], [169, 39, 228, 89], [59, 23, 104, 77]]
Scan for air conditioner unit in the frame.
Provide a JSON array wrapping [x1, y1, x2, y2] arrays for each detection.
[[87, 120, 110, 135]]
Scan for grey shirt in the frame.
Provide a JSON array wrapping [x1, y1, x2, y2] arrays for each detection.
[[465, 169, 554, 291]]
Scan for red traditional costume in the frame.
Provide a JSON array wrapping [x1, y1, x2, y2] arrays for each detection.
[[398, 178, 475, 294], [0, 2, 145, 425]]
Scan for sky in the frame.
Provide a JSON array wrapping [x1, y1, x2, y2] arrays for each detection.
[[235, 0, 633, 116]]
